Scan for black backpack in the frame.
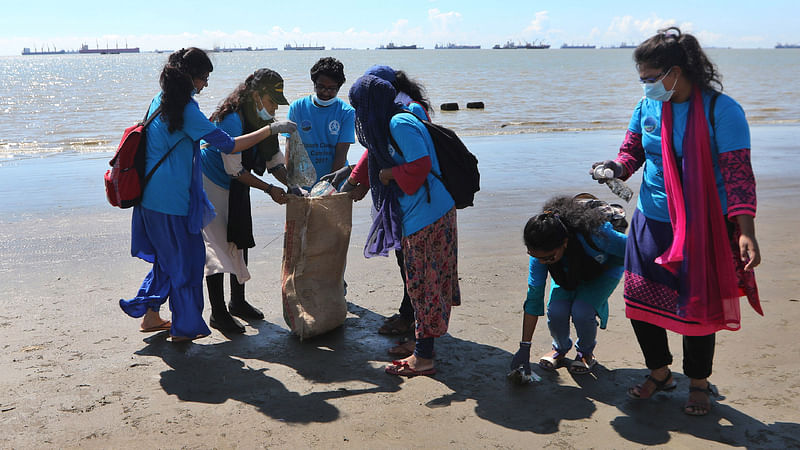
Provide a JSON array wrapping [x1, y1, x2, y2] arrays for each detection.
[[388, 111, 480, 209]]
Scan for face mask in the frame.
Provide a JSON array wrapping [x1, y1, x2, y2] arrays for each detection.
[[642, 68, 677, 102], [256, 96, 274, 121], [312, 94, 337, 107]]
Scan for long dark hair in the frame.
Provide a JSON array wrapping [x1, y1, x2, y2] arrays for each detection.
[[159, 47, 213, 132], [523, 195, 607, 251], [394, 70, 432, 115], [634, 26, 722, 93], [210, 69, 275, 123]]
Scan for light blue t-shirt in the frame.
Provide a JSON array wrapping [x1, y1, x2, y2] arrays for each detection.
[[201, 112, 244, 190], [286, 95, 355, 182], [628, 92, 750, 222], [388, 113, 455, 236], [142, 94, 218, 216]]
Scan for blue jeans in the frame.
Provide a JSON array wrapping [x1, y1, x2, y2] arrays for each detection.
[[546, 291, 599, 356]]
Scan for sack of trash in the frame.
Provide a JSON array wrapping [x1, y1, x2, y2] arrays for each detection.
[[281, 193, 352, 339]]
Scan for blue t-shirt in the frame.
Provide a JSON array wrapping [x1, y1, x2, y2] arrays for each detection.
[[628, 92, 750, 222], [286, 95, 355, 182], [388, 113, 455, 236], [525, 221, 627, 316], [142, 94, 218, 216], [201, 112, 244, 190]]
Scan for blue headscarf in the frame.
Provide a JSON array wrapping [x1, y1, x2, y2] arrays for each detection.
[[364, 65, 396, 84], [349, 75, 406, 257]]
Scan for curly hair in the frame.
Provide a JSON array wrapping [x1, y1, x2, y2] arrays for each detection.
[[523, 195, 608, 251], [394, 70, 432, 116], [159, 47, 213, 132], [210, 69, 278, 123], [310, 57, 346, 86], [634, 26, 722, 93]]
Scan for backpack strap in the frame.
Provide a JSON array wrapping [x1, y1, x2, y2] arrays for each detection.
[[139, 104, 183, 187], [387, 110, 437, 203], [143, 135, 187, 186]]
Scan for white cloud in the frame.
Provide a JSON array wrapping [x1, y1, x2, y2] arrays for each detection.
[[524, 11, 549, 33], [428, 8, 463, 33]]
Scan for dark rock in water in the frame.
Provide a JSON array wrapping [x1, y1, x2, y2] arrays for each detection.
[[441, 102, 459, 111], [466, 102, 485, 109]]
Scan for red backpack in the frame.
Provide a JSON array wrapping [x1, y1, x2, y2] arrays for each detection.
[[104, 105, 173, 208]]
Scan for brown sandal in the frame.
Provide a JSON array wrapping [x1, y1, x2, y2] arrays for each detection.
[[378, 314, 414, 335], [627, 369, 677, 399]]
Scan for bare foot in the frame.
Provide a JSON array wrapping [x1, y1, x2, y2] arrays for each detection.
[[140, 309, 168, 330]]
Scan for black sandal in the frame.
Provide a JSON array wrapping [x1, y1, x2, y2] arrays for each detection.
[[684, 382, 719, 416], [378, 314, 414, 335], [627, 369, 678, 399]]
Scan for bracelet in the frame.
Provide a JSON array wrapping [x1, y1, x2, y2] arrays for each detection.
[[519, 341, 532, 346], [264, 184, 274, 195]]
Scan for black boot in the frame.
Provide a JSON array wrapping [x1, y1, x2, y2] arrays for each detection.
[[228, 274, 264, 320], [206, 273, 245, 334]]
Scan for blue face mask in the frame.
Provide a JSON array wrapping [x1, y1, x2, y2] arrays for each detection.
[[642, 68, 677, 102], [256, 96, 274, 121], [312, 93, 337, 107]]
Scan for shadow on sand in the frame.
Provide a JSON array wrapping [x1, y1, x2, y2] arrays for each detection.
[[136, 302, 799, 446]]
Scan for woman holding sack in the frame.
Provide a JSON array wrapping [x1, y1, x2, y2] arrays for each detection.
[[118, 48, 296, 342], [591, 27, 761, 415], [200, 68, 295, 334], [348, 74, 460, 377]]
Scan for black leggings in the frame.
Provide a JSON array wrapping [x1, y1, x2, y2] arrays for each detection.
[[631, 319, 715, 379]]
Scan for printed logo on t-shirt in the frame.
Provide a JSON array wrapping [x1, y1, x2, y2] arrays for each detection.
[[328, 120, 340, 136], [301, 120, 312, 132], [643, 116, 658, 134]]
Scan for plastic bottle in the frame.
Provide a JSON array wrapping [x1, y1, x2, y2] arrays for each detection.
[[594, 166, 633, 202], [308, 180, 337, 197]]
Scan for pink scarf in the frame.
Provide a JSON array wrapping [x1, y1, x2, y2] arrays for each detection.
[[656, 86, 742, 327]]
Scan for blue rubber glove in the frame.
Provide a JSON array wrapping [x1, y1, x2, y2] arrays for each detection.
[[510, 342, 532, 375]]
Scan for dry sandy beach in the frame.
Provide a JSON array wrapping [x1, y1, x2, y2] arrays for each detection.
[[1, 131, 799, 448]]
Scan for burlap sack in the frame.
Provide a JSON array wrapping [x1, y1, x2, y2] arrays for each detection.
[[281, 193, 352, 339]]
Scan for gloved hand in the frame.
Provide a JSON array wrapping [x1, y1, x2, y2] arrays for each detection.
[[339, 178, 356, 193], [270, 120, 297, 135], [590, 160, 625, 183], [320, 165, 353, 187], [288, 185, 308, 197], [510, 342, 532, 375]]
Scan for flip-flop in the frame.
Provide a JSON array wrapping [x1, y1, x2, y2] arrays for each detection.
[[140, 320, 171, 332], [385, 362, 436, 377], [387, 341, 415, 357]]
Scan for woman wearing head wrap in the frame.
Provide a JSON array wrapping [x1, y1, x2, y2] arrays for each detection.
[[592, 27, 761, 415], [322, 65, 433, 346], [349, 74, 459, 376], [200, 68, 294, 334], [118, 48, 296, 342]]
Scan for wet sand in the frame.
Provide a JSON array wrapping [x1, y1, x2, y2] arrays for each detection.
[[1, 130, 799, 448]]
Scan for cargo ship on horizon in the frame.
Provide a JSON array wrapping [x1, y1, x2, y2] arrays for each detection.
[[79, 43, 139, 54], [378, 43, 419, 50], [22, 46, 75, 55], [435, 43, 481, 49], [492, 40, 550, 49], [284, 44, 325, 50]]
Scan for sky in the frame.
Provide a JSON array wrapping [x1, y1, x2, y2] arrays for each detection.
[[1, 0, 799, 55]]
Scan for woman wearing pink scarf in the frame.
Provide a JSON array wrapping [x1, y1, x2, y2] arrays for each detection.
[[592, 27, 762, 416]]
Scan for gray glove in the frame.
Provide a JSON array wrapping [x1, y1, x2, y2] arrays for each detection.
[[271, 120, 297, 135], [509, 342, 532, 375], [320, 165, 353, 187]]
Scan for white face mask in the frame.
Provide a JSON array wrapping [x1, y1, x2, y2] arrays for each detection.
[[312, 93, 337, 107], [256, 96, 274, 121]]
